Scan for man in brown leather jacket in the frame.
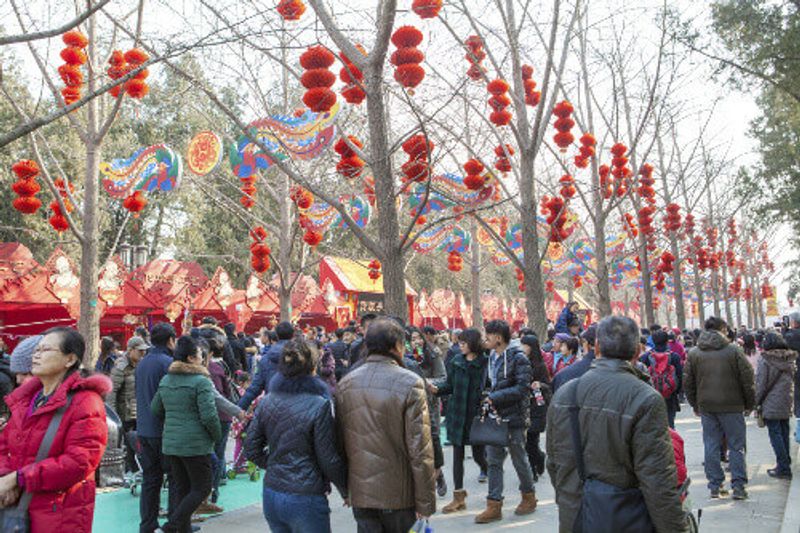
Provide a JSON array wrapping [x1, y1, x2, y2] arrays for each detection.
[[546, 316, 688, 533], [336, 318, 436, 532]]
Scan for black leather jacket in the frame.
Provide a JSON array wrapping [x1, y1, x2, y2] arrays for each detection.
[[245, 373, 347, 497]]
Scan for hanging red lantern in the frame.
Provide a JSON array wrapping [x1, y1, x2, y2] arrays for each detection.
[[552, 101, 575, 151], [412, 0, 442, 18], [335, 136, 365, 179], [339, 48, 366, 105], [487, 79, 512, 127], [122, 48, 150, 99], [447, 251, 463, 272], [58, 31, 88, 106], [277, 0, 306, 20], [11, 159, 42, 215], [463, 158, 485, 190], [464, 35, 486, 82], [545, 280, 555, 293], [303, 229, 323, 247], [300, 46, 337, 112], [521, 64, 541, 107], [559, 174, 576, 200], [250, 226, 271, 273], [368, 259, 382, 281], [391, 26, 425, 90], [123, 190, 147, 217], [574, 132, 596, 168], [493, 144, 514, 173], [400, 133, 434, 184], [572, 274, 583, 289]]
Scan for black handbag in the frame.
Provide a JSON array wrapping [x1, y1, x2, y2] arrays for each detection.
[[469, 405, 510, 447], [0, 394, 73, 533], [569, 381, 654, 533]]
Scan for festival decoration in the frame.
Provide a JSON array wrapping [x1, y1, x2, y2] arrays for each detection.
[[277, 0, 306, 20], [229, 104, 338, 179], [522, 64, 541, 107], [664, 203, 682, 233], [552, 101, 575, 151], [447, 251, 463, 272], [368, 259, 382, 281], [611, 143, 632, 197], [515, 267, 525, 292], [391, 26, 425, 91], [334, 136, 365, 179], [559, 174, 576, 200], [339, 48, 366, 105], [599, 164, 612, 199], [464, 35, 486, 81], [622, 212, 638, 238], [186, 131, 223, 175], [48, 178, 75, 233], [290, 186, 314, 210], [249, 226, 271, 273], [123, 48, 150, 98], [463, 159, 485, 190], [302, 229, 323, 247], [541, 195, 571, 242], [487, 79, 512, 126], [101, 144, 183, 199], [58, 30, 88, 105], [122, 190, 147, 217], [401, 133, 434, 185], [574, 133, 596, 169], [412, 0, 442, 18], [300, 46, 337, 112], [494, 144, 514, 173], [572, 274, 583, 289], [11, 160, 42, 214]]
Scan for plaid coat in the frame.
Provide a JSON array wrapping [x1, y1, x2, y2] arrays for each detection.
[[435, 353, 487, 446]]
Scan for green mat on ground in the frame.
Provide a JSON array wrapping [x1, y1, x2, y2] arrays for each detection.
[[93, 475, 263, 532]]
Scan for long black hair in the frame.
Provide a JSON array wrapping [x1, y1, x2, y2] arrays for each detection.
[[521, 334, 548, 378]]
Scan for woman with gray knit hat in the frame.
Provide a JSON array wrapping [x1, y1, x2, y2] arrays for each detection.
[[9, 335, 42, 385]]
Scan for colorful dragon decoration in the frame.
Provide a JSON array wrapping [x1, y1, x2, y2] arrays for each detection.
[[100, 144, 183, 199]]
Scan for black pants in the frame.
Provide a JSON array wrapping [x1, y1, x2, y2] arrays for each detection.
[[525, 430, 545, 476], [452, 443, 487, 490], [138, 436, 176, 533], [163, 455, 213, 533], [353, 508, 416, 533], [123, 420, 138, 473]]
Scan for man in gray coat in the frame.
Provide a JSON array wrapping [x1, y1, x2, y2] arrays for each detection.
[[547, 316, 687, 533], [684, 316, 755, 500]]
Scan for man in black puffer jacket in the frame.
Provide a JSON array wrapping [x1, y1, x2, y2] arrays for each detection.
[[475, 320, 535, 524], [245, 339, 347, 532]]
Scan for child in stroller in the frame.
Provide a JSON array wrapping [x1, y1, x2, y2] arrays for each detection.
[[228, 372, 260, 481]]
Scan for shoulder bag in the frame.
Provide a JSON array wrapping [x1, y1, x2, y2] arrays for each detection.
[[469, 358, 510, 447], [0, 394, 73, 533], [569, 381, 655, 533]]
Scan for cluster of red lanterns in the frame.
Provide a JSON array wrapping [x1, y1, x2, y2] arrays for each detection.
[[391, 26, 425, 91], [761, 282, 773, 299], [464, 36, 486, 81], [705, 225, 718, 250], [664, 203, 681, 233], [599, 164, 612, 199], [683, 212, 695, 237], [335, 136, 365, 179], [339, 49, 366, 105], [545, 280, 555, 293], [574, 133, 596, 169], [559, 174, 576, 200], [368, 259, 382, 280], [521, 65, 541, 107], [515, 267, 525, 292], [636, 162, 655, 202], [610, 143, 632, 196], [59, 31, 90, 105], [622, 212, 638, 238], [11, 160, 42, 214], [302, 228, 323, 247], [572, 274, 583, 289], [107, 48, 150, 99], [487, 79, 512, 127], [742, 287, 753, 301], [552, 101, 575, 151], [239, 173, 257, 209], [412, 0, 442, 18], [123, 191, 147, 218], [49, 178, 75, 234], [637, 205, 655, 237], [463, 158, 485, 191], [290, 186, 314, 210], [249, 226, 271, 273], [729, 275, 742, 297], [300, 46, 337, 112], [694, 241, 711, 270], [725, 249, 736, 268], [494, 144, 514, 173], [401, 134, 434, 185], [727, 218, 737, 246], [541, 195, 570, 242], [654, 251, 675, 291], [277, 0, 305, 20], [447, 251, 463, 272]]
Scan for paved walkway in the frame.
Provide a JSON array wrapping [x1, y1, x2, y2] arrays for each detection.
[[200, 410, 795, 532]]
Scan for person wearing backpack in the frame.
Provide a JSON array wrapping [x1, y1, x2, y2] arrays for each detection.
[[640, 330, 683, 428]]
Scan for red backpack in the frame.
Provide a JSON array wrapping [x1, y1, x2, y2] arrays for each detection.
[[648, 352, 678, 399]]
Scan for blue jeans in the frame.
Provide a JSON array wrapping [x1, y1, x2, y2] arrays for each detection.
[[212, 421, 232, 493], [700, 412, 747, 490], [487, 427, 535, 500], [262, 487, 331, 533], [765, 419, 791, 474]]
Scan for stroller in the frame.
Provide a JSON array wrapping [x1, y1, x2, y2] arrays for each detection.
[[125, 429, 145, 496], [680, 478, 701, 532], [226, 400, 261, 482]]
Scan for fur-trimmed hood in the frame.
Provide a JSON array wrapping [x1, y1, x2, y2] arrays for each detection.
[[761, 349, 798, 373], [268, 372, 330, 398], [168, 361, 210, 376]]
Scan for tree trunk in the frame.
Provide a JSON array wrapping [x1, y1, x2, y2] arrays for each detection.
[[519, 154, 547, 337], [693, 266, 706, 325], [277, 173, 292, 322], [381, 251, 407, 320], [79, 140, 101, 366], [711, 269, 721, 317], [735, 294, 742, 328], [638, 236, 655, 328], [670, 235, 687, 330], [470, 221, 482, 329], [719, 248, 733, 326], [279, 285, 291, 322]]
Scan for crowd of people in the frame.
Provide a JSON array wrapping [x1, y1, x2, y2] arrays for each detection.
[[0, 307, 797, 532]]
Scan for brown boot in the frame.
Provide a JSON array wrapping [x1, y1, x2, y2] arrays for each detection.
[[442, 489, 467, 513], [514, 491, 537, 515], [475, 498, 503, 523], [195, 499, 224, 514]]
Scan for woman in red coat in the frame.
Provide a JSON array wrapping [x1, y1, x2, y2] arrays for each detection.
[[0, 327, 110, 533]]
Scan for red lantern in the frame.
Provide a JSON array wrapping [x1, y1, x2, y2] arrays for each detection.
[[447, 251, 463, 272], [487, 79, 512, 127], [335, 136, 365, 179], [368, 259, 382, 281], [412, 0, 442, 18], [340, 49, 366, 105], [391, 26, 425, 90], [300, 46, 337, 112], [464, 36, 486, 81], [250, 229, 271, 273], [123, 190, 147, 217], [11, 159, 42, 215], [303, 229, 323, 247], [400, 134, 434, 184], [277, 0, 306, 20], [463, 158, 485, 190], [552, 101, 574, 151]]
